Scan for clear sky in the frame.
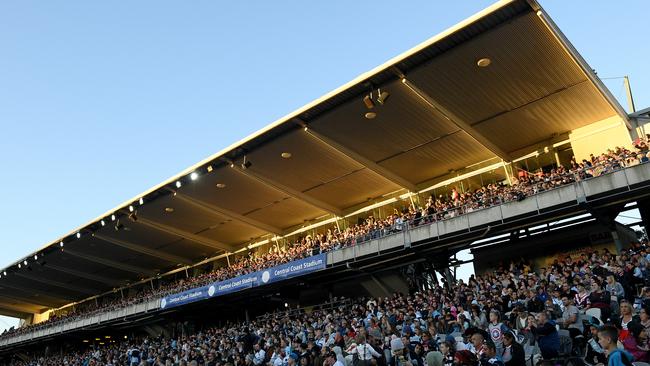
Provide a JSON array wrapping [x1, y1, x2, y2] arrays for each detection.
[[0, 1, 648, 331]]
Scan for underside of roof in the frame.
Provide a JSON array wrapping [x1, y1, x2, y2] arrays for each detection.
[[0, 0, 629, 317]]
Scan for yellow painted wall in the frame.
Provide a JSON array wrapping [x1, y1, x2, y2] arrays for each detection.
[[569, 116, 633, 162], [31, 310, 51, 324]]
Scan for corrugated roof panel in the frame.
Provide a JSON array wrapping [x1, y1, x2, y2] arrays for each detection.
[[311, 81, 460, 162], [474, 81, 617, 153], [407, 12, 592, 125], [245, 197, 326, 230], [305, 168, 400, 209], [246, 129, 365, 193], [379, 132, 495, 185]]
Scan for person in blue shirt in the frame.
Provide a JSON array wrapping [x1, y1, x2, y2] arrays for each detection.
[[531, 311, 560, 360], [598, 325, 635, 366]]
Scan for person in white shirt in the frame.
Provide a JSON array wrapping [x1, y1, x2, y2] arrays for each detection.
[[352, 335, 382, 363], [271, 348, 286, 366], [325, 351, 344, 366], [253, 342, 266, 366]]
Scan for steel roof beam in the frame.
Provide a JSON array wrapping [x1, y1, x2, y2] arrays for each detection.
[[93, 233, 194, 266], [45, 264, 122, 287], [172, 192, 283, 235], [0, 299, 43, 314], [225, 159, 343, 217], [0, 293, 59, 309], [296, 120, 418, 192], [0, 305, 31, 319], [400, 77, 512, 162], [0, 282, 73, 305], [135, 217, 235, 253], [12, 272, 98, 296], [63, 250, 155, 276]]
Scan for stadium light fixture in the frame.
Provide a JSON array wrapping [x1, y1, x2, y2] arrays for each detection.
[[129, 205, 134, 212], [34, 254, 38, 260], [281, 152, 292, 159], [76, 232, 81, 239], [111, 214, 116, 221], [17, 263, 21, 269], [190, 172, 199, 181], [241, 156, 252, 170], [284, 303, 288, 308], [476, 58, 491, 68], [363, 94, 375, 109], [59, 241, 64, 247], [165, 207, 175, 213], [206, 165, 213, 173], [175, 180, 182, 188], [128, 211, 138, 222], [101, 220, 105, 227], [376, 88, 390, 105], [139, 197, 144, 205], [364, 112, 377, 120], [216, 183, 226, 189], [23, 260, 27, 266]]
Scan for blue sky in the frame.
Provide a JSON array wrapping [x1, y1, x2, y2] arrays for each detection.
[[0, 1, 648, 330]]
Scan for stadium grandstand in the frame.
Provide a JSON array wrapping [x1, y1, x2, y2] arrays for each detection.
[[3, 0, 650, 365]]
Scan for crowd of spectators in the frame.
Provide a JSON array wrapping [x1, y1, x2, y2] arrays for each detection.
[[2, 141, 649, 345], [12, 240, 650, 366]]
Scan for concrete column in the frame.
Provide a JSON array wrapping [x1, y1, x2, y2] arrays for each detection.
[[612, 230, 623, 254], [639, 199, 650, 234]]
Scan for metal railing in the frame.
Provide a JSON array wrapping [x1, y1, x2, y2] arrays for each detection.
[[324, 155, 649, 261]]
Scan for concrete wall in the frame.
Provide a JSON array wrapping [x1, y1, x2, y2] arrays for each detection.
[[569, 116, 633, 162]]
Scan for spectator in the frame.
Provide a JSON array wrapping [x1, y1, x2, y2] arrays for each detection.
[[325, 351, 344, 366], [622, 321, 649, 362], [439, 341, 454, 366], [585, 317, 607, 365], [487, 310, 508, 355], [531, 311, 560, 360], [500, 332, 524, 366], [480, 342, 504, 366], [598, 325, 634, 366], [559, 295, 583, 339], [619, 300, 636, 341], [454, 350, 478, 366], [607, 275, 625, 315]]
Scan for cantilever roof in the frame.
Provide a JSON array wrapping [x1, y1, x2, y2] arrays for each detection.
[[0, 0, 629, 317]]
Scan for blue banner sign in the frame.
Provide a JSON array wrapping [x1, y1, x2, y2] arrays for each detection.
[[160, 253, 327, 309], [160, 285, 210, 310]]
